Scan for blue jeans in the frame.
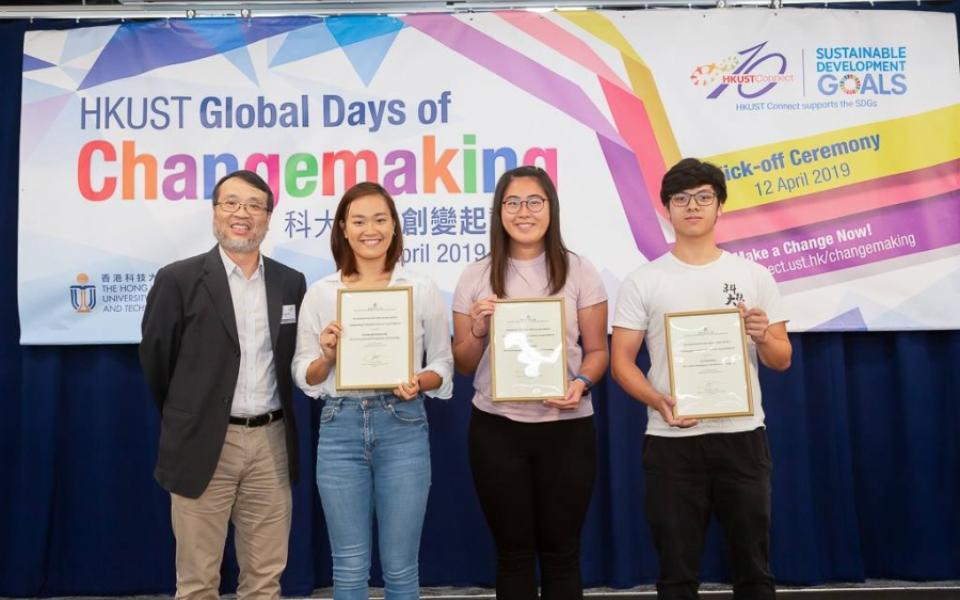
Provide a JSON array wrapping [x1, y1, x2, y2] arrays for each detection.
[[316, 394, 431, 600]]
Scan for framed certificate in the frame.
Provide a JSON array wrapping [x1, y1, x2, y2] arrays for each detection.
[[336, 286, 414, 391], [664, 308, 754, 419], [491, 297, 567, 402]]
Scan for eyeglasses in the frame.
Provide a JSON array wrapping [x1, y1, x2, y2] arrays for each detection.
[[502, 195, 546, 214], [668, 191, 717, 207], [215, 200, 270, 215]]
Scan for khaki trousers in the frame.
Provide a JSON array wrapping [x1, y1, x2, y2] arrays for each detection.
[[170, 420, 291, 600]]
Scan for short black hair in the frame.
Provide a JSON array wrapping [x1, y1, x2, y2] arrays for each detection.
[[212, 170, 275, 212], [660, 158, 727, 206]]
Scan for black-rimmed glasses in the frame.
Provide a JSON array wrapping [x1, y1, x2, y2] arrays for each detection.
[[215, 200, 269, 215], [502, 195, 546, 214], [668, 191, 717, 207]]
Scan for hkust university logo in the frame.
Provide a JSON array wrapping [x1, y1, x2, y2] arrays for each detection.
[[70, 273, 97, 313], [691, 42, 795, 99]]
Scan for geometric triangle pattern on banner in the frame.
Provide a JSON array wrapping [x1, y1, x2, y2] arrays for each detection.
[[338, 29, 402, 86], [23, 54, 55, 71], [79, 18, 315, 90], [269, 21, 338, 68]]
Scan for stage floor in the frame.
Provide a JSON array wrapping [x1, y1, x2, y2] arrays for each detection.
[[6, 581, 959, 600]]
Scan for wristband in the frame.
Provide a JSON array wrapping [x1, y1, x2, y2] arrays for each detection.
[[573, 374, 593, 392]]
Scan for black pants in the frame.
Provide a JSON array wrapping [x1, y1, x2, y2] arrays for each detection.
[[643, 428, 775, 600], [469, 407, 596, 600]]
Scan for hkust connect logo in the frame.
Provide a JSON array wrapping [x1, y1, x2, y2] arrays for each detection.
[[690, 42, 795, 99]]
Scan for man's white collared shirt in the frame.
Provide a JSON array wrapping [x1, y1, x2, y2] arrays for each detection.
[[219, 246, 280, 417]]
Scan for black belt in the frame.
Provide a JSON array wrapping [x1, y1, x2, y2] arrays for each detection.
[[229, 409, 283, 427]]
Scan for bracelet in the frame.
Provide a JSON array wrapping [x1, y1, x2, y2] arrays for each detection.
[[573, 374, 593, 392]]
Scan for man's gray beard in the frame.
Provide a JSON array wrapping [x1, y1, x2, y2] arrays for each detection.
[[213, 223, 264, 253]]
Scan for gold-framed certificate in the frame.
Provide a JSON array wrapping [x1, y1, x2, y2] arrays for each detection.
[[335, 286, 414, 391], [491, 297, 567, 402], [664, 308, 754, 419]]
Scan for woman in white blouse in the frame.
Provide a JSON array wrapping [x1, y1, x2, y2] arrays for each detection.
[[293, 181, 453, 600]]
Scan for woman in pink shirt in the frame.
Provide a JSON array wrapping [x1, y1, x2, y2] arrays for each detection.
[[452, 166, 609, 599]]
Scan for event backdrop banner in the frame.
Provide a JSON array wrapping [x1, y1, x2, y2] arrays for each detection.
[[18, 9, 960, 343]]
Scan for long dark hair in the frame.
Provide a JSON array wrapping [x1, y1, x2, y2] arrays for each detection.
[[489, 166, 569, 297], [330, 182, 403, 277]]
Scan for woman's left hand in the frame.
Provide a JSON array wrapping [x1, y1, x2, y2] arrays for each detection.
[[393, 374, 421, 401], [542, 378, 587, 411]]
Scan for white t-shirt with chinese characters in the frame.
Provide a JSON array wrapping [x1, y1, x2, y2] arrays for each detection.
[[613, 251, 787, 437]]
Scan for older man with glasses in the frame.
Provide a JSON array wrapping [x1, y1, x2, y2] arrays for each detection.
[[140, 169, 307, 600]]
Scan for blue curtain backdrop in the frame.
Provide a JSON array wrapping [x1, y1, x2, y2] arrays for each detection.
[[1, 6, 959, 596]]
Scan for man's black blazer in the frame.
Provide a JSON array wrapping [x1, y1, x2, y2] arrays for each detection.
[[139, 245, 307, 499]]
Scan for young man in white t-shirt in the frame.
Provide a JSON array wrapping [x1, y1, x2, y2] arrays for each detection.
[[611, 158, 792, 600]]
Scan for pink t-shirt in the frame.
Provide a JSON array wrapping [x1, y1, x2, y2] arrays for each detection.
[[452, 251, 607, 422]]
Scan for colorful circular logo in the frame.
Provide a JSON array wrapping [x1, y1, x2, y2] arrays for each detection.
[[839, 74, 862, 95]]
